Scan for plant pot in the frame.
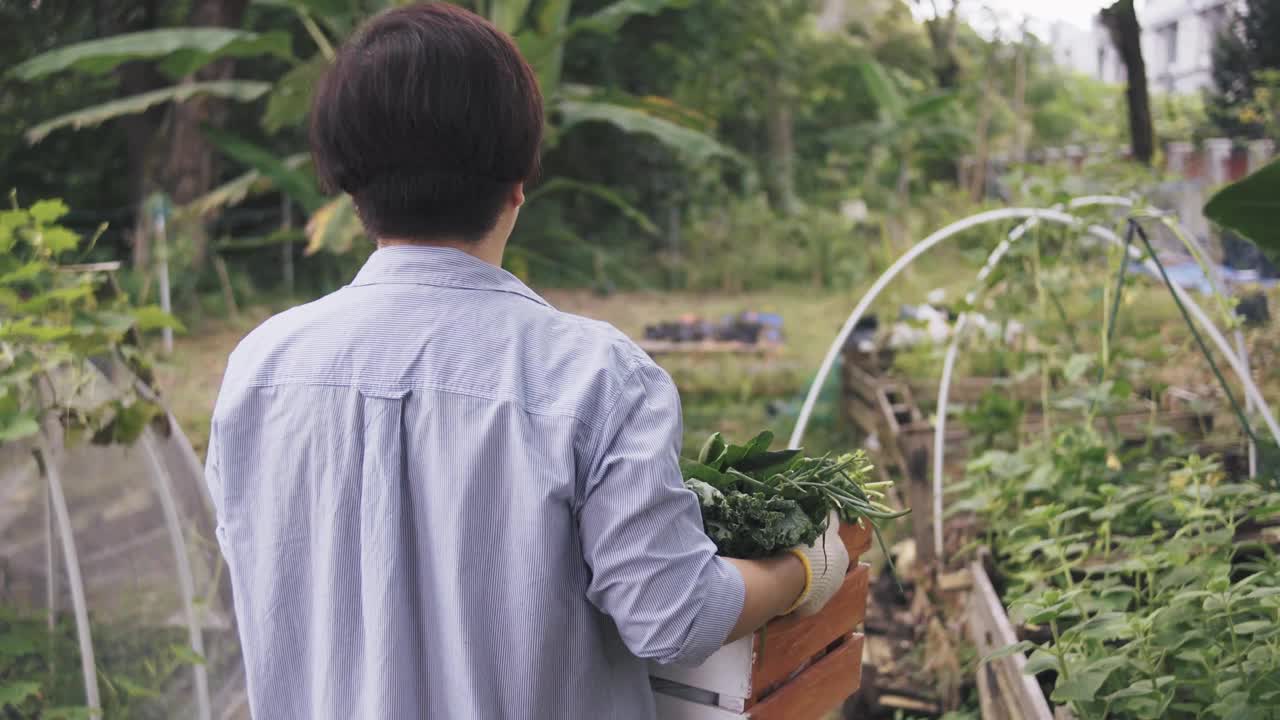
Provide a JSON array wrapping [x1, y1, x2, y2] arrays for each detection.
[[650, 521, 874, 719]]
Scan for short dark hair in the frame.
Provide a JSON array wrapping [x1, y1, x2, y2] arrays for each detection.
[[310, 2, 543, 242]]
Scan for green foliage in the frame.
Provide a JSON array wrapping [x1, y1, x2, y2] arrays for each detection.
[[1204, 158, 1280, 268], [25, 80, 271, 145], [203, 127, 324, 213], [0, 609, 201, 718], [681, 430, 903, 559], [962, 431, 1280, 718], [1208, 0, 1280, 137], [0, 196, 175, 447], [555, 98, 741, 166], [9, 28, 293, 81]]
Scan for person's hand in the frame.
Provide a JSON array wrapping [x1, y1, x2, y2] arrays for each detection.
[[784, 512, 850, 617]]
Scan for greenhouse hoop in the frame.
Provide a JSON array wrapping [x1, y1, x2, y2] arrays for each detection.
[[932, 197, 1261, 563], [39, 437, 103, 719], [789, 207, 1279, 568]]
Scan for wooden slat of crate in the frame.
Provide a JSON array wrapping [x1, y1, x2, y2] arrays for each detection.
[[966, 560, 1053, 720], [748, 633, 864, 720], [751, 563, 869, 696]]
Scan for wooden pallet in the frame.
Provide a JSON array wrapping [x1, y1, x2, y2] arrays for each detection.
[[651, 522, 874, 719]]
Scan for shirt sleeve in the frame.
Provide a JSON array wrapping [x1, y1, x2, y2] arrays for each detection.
[[577, 362, 746, 666]]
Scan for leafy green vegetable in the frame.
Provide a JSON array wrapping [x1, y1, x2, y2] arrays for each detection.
[[681, 430, 907, 559]]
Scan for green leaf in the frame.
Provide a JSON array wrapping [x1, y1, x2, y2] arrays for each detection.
[[112, 675, 160, 699], [734, 449, 802, 474], [28, 199, 69, 224], [169, 643, 206, 666], [42, 227, 80, 254], [857, 62, 905, 121], [0, 680, 41, 707], [0, 262, 47, 285], [698, 432, 726, 466], [203, 127, 324, 213], [555, 98, 743, 166], [1052, 666, 1119, 703], [1204, 158, 1280, 268], [304, 195, 364, 256], [1233, 620, 1272, 634], [0, 413, 39, 442], [26, 81, 271, 144], [181, 153, 309, 218], [982, 640, 1033, 663], [92, 400, 160, 446], [685, 478, 723, 505], [680, 457, 733, 490], [525, 178, 659, 235], [904, 91, 958, 120], [131, 305, 186, 333], [1071, 611, 1133, 641], [1063, 353, 1094, 382], [566, 0, 690, 36], [263, 54, 329, 133], [11, 28, 292, 81], [1023, 649, 1061, 675]]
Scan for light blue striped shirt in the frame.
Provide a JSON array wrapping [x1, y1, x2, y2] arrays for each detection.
[[206, 246, 745, 719]]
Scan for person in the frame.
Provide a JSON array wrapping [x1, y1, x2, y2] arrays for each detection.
[[205, 3, 848, 718]]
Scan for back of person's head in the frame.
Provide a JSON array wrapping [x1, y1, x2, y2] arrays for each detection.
[[310, 2, 543, 243]]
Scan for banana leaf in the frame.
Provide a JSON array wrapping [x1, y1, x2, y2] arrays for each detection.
[[11, 28, 292, 81], [25, 81, 270, 144]]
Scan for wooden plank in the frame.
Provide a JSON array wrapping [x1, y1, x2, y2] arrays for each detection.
[[838, 520, 874, 562], [653, 522, 873, 705], [748, 634, 864, 720], [649, 636, 755, 701], [966, 561, 1053, 720], [1021, 408, 1212, 441], [751, 564, 869, 696]]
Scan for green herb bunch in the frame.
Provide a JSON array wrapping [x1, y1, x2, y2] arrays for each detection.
[[680, 430, 908, 559]]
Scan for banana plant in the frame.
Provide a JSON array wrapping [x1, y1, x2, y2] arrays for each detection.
[[300, 0, 743, 254], [11, 28, 293, 143]]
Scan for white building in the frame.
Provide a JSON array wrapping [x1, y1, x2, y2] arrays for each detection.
[[1047, 0, 1237, 95]]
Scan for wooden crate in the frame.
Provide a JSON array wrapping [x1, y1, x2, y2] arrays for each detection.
[[651, 522, 874, 719]]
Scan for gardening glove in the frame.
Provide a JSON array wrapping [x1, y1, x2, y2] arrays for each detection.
[[784, 511, 850, 617]]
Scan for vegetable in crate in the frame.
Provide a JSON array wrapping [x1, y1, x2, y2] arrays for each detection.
[[681, 431, 908, 560]]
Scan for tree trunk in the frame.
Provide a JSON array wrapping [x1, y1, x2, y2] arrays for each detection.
[[1101, 0, 1154, 165], [764, 78, 798, 215], [923, 0, 962, 89], [160, 0, 250, 271], [1012, 30, 1028, 163], [95, 0, 164, 269]]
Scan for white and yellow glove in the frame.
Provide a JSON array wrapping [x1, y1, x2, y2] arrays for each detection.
[[784, 512, 850, 617]]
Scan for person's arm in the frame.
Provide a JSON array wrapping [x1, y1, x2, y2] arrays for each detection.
[[578, 362, 750, 666], [723, 555, 806, 643], [577, 361, 845, 665]]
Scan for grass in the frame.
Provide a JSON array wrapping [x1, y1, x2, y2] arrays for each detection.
[[154, 288, 870, 458], [153, 260, 1280, 464]]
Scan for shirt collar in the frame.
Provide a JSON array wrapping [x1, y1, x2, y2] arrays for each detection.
[[349, 245, 550, 307]]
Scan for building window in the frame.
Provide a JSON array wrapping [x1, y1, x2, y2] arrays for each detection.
[[1160, 22, 1179, 68]]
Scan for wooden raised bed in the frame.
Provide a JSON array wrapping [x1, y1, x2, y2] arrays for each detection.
[[966, 559, 1059, 720], [651, 521, 873, 719]]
